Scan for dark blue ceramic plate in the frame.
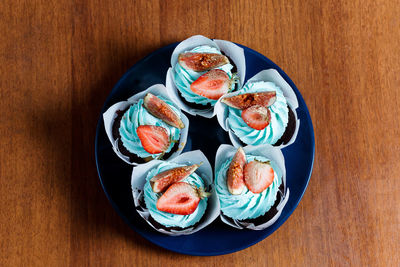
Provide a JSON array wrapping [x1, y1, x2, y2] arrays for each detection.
[[95, 42, 315, 256]]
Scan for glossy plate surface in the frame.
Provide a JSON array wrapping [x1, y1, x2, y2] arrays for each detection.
[[95, 42, 315, 256]]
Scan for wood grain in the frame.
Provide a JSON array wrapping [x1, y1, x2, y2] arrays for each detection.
[[1, 0, 399, 266]]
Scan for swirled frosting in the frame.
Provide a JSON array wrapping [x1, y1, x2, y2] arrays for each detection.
[[173, 45, 234, 106], [119, 96, 181, 159], [227, 81, 289, 145], [215, 155, 282, 220], [144, 161, 208, 228]]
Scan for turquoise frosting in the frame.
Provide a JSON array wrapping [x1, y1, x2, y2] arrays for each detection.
[[119, 96, 181, 159], [173, 45, 234, 106], [227, 81, 289, 145], [144, 161, 208, 228], [215, 155, 282, 220]]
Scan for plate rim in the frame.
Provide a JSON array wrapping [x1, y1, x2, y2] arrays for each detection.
[[94, 41, 315, 256]]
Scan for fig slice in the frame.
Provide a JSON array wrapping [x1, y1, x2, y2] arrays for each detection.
[[221, 91, 277, 110], [150, 163, 202, 193], [178, 52, 229, 72], [143, 93, 184, 129], [227, 147, 246, 195]]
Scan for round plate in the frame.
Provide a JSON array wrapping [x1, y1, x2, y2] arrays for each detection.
[[95, 42, 315, 256]]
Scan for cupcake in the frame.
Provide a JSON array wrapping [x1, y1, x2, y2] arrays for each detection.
[[215, 69, 300, 148], [214, 144, 289, 230], [131, 150, 220, 235], [166, 35, 246, 118], [103, 84, 189, 165]]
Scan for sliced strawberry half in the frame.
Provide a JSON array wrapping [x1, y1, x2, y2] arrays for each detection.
[[190, 69, 233, 100], [241, 105, 271, 130], [143, 93, 184, 129], [156, 182, 210, 215], [150, 163, 202, 193], [244, 160, 274, 194], [178, 52, 229, 72], [226, 147, 246, 195], [136, 125, 170, 154], [221, 91, 277, 110]]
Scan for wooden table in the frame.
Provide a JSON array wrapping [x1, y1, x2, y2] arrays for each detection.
[[1, 0, 399, 266]]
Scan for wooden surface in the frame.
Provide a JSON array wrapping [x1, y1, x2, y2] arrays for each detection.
[[1, 0, 399, 266]]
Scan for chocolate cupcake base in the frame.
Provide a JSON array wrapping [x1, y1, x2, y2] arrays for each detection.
[[177, 91, 213, 111], [273, 107, 296, 146]]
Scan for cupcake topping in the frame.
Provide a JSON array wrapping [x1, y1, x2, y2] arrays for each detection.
[[150, 163, 203, 193], [222, 91, 276, 110], [178, 52, 229, 72], [143, 93, 185, 129], [144, 161, 209, 228], [243, 160, 274, 194], [226, 147, 246, 195], [173, 45, 234, 106], [136, 125, 170, 154], [226, 81, 289, 146], [241, 105, 271, 130], [216, 154, 282, 220], [190, 69, 235, 100], [156, 182, 210, 215]]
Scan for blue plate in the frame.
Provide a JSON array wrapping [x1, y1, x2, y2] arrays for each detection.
[[95, 42, 315, 256]]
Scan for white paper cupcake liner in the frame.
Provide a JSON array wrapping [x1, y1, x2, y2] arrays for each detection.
[[165, 35, 246, 118], [214, 144, 290, 230], [103, 84, 189, 165], [131, 150, 220, 236], [215, 69, 300, 148]]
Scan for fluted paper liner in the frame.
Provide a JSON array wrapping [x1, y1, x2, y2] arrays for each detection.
[[215, 69, 300, 148], [103, 84, 189, 165], [214, 144, 290, 230], [131, 150, 219, 236], [166, 35, 246, 118]]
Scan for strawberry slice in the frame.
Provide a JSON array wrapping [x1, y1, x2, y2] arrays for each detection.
[[136, 125, 170, 154], [221, 91, 277, 110], [226, 147, 246, 195], [244, 160, 274, 194], [190, 69, 233, 100], [241, 105, 271, 130], [143, 93, 184, 129], [150, 163, 202, 193], [156, 182, 210, 215], [178, 52, 229, 72]]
